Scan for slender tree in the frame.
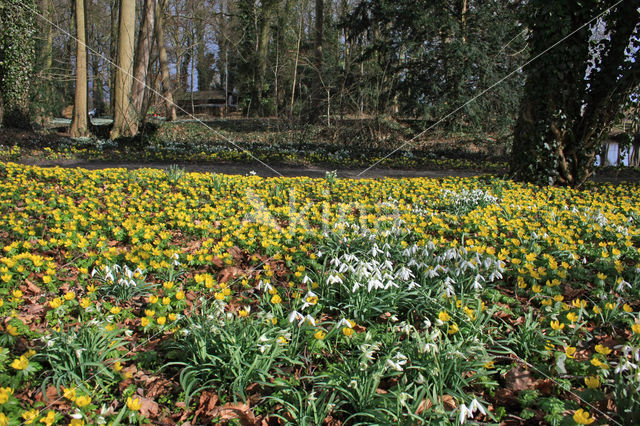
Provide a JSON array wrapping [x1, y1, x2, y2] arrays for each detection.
[[155, 0, 177, 121], [71, 0, 89, 137], [510, 0, 640, 187], [110, 0, 137, 139], [131, 0, 156, 114]]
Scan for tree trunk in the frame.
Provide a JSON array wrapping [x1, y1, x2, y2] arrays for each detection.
[[510, 0, 639, 187], [109, 0, 118, 115], [308, 0, 324, 122], [251, 0, 279, 116], [39, 0, 53, 70], [131, 0, 155, 115], [0, 0, 37, 128], [110, 0, 138, 139], [71, 0, 89, 137], [155, 0, 176, 121], [92, 55, 105, 116], [289, 7, 303, 116]]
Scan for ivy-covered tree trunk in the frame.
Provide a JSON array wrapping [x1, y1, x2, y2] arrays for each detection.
[[510, 0, 640, 187], [0, 0, 36, 128]]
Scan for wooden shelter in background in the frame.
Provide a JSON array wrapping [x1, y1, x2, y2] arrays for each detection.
[[175, 90, 234, 116]]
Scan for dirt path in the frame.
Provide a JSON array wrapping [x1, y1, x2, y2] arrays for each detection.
[[17, 159, 484, 179]]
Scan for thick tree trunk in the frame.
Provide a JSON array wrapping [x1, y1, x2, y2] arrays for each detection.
[[155, 0, 176, 121], [131, 0, 155, 114], [110, 0, 138, 139], [71, 0, 89, 137], [0, 0, 36, 128], [510, 0, 639, 187]]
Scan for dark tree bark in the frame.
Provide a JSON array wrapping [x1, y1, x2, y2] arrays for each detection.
[[510, 0, 640, 187]]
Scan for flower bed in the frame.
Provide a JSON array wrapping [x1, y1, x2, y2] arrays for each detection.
[[1, 162, 639, 424]]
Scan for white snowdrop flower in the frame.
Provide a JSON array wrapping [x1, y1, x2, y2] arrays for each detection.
[[288, 310, 304, 324], [616, 279, 631, 292], [303, 315, 316, 327], [383, 280, 399, 290], [458, 404, 472, 424], [337, 318, 353, 328], [352, 282, 363, 292], [422, 343, 438, 354], [367, 278, 384, 292], [338, 262, 349, 273], [425, 267, 440, 278], [327, 274, 343, 285], [396, 266, 414, 281], [471, 278, 483, 291], [383, 259, 394, 270], [330, 257, 341, 267], [408, 280, 421, 290], [258, 344, 271, 353], [488, 270, 503, 281], [348, 380, 358, 389], [302, 275, 312, 284], [469, 399, 486, 416], [70, 410, 84, 420], [423, 318, 432, 329], [315, 251, 323, 258], [386, 354, 408, 372]]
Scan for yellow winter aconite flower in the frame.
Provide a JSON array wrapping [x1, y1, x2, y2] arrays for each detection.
[[0, 387, 13, 404], [591, 357, 608, 369], [63, 386, 77, 401], [175, 290, 185, 300], [447, 323, 459, 335], [632, 323, 640, 334], [0, 413, 7, 426], [572, 299, 587, 309], [271, 294, 282, 304], [141, 317, 150, 327], [149, 295, 159, 304], [64, 291, 75, 301], [127, 396, 142, 411], [314, 330, 326, 340], [11, 355, 28, 370], [573, 409, 595, 424], [623, 304, 633, 313], [40, 410, 56, 426], [110, 306, 121, 315], [565, 346, 577, 359], [157, 316, 166, 325], [49, 298, 62, 309], [594, 344, 612, 355], [75, 395, 91, 407], [6, 324, 19, 336], [69, 419, 84, 426], [584, 376, 600, 389], [438, 311, 451, 322], [342, 327, 354, 337], [550, 320, 564, 331], [566, 312, 578, 322], [22, 409, 39, 424], [80, 298, 91, 309]]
